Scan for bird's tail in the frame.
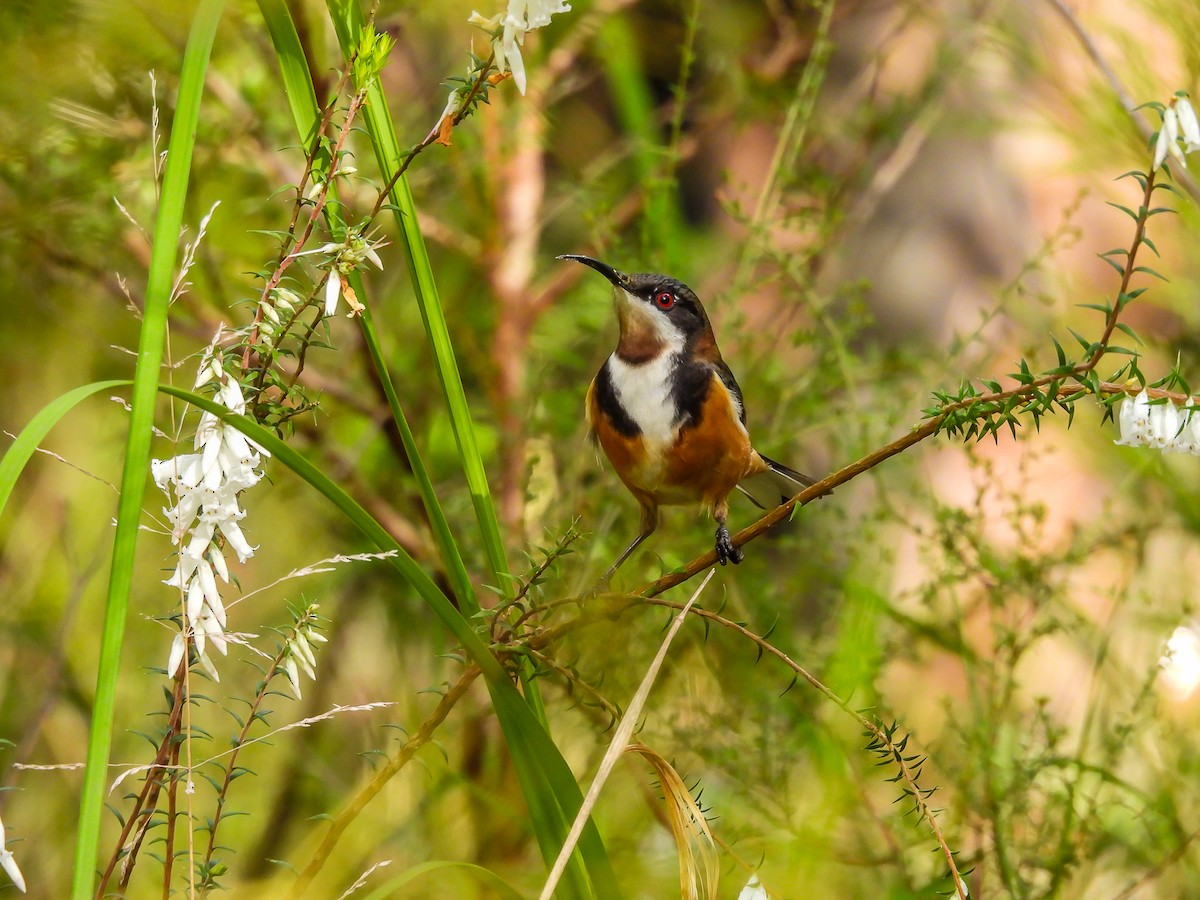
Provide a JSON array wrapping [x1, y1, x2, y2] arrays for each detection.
[[737, 454, 817, 509]]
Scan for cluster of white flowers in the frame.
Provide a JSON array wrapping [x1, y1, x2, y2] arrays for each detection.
[[1113, 389, 1200, 455], [469, 0, 571, 95], [152, 349, 269, 681], [280, 607, 328, 699], [1154, 95, 1200, 170]]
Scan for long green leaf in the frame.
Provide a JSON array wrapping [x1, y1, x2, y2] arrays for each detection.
[[255, 0, 477, 613], [0, 381, 129, 519], [256, 0, 321, 148], [325, 2, 510, 592], [319, 0, 601, 885], [70, 2, 225, 896]]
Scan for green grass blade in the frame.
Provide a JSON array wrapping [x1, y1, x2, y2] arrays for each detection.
[[256, 0, 478, 614], [0, 381, 128, 518], [355, 301, 479, 611], [260, 7, 616, 893], [69, 1, 225, 896], [256, 0, 321, 147], [325, 2, 510, 592], [321, 2, 614, 885]]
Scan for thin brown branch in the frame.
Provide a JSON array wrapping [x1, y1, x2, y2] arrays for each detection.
[[639, 416, 941, 598], [100, 675, 188, 897], [288, 666, 482, 897], [366, 50, 498, 222]]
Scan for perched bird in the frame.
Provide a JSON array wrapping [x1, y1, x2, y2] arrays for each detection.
[[560, 254, 815, 579]]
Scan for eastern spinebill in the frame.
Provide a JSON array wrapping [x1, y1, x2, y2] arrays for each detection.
[[560, 254, 815, 580]]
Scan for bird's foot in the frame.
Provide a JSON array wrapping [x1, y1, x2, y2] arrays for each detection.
[[715, 525, 743, 566]]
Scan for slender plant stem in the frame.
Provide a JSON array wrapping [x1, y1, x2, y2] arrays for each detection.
[[98, 676, 188, 896]]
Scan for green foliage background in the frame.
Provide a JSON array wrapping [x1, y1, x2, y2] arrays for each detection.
[[2, 0, 1200, 897]]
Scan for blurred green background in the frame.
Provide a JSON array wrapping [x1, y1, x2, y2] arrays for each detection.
[[3, 0, 1200, 897]]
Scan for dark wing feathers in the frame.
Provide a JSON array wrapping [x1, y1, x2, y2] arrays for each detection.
[[737, 454, 817, 509]]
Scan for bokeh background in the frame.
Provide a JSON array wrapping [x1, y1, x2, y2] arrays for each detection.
[[3, 0, 1200, 897]]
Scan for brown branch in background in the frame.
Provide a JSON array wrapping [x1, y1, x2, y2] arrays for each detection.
[[483, 0, 678, 530], [489, 96, 548, 528]]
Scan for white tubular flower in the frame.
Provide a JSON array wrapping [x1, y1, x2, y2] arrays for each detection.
[[1163, 402, 1194, 453], [167, 632, 187, 679], [281, 606, 327, 699], [1154, 107, 1178, 171], [1149, 399, 1180, 449], [283, 656, 301, 698], [1154, 103, 1191, 171], [324, 273, 343, 317], [1114, 390, 1152, 447], [307, 232, 384, 317], [1177, 97, 1200, 151], [0, 815, 27, 894], [1189, 400, 1200, 449], [470, 0, 572, 95], [737, 874, 769, 900]]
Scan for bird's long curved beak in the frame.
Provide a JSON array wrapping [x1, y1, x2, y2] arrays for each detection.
[[557, 254, 628, 287]]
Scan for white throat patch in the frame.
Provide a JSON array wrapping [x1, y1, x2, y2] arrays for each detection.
[[606, 350, 680, 450]]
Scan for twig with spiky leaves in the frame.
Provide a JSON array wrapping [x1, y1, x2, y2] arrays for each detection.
[[640, 166, 1164, 599], [199, 607, 326, 893], [489, 521, 582, 644]]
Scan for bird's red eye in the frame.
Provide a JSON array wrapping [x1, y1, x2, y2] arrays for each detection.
[[654, 290, 675, 309]]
